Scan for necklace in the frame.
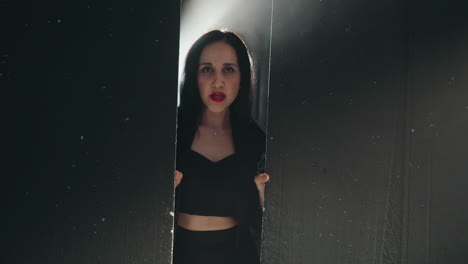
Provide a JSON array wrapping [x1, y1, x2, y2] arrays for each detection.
[[210, 128, 228, 136], [200, 126, 229, 137]]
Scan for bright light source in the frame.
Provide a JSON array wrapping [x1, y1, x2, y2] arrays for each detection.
[[178, 0, 237, 106]]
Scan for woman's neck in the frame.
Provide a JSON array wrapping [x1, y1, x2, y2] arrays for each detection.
[[199, 108, 231, 130]]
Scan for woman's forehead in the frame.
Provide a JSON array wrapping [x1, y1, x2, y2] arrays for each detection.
[[199, 41, 238, 64]]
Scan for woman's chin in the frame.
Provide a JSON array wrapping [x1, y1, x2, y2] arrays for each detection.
[[204, 105, 229, 114]]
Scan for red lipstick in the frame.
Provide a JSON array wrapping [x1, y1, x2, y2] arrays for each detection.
[[210, 92, 226, 102]]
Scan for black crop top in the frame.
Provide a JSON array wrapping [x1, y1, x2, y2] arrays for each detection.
[[175, 112, 266, 224], [175, 148, 240, 216]]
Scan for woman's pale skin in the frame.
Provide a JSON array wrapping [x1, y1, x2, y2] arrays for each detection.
[[174, 41, 269, 231]]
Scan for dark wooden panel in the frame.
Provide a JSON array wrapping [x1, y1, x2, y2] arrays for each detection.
[[7, 1, 179, 263], [263, 0, 407, 263], [406, 4, 468, 263]]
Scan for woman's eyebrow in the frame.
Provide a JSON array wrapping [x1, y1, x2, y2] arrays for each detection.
[[198, 62, 238, 66]]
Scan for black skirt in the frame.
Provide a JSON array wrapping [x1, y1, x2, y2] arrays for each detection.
[[173, 225, 259, 264]]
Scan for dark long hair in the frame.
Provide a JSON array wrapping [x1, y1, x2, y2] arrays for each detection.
[[177, 30, 255, 153]]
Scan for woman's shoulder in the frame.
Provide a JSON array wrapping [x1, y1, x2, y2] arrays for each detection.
[[243, 119, 266, 155], [248, 119, 266, 140], [242, 119, 266, 173], [176, 108, 196, 152]]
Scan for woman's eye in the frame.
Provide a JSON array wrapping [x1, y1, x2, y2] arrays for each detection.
[[224, 67, 234, 73], [201, 67, 212, 73]]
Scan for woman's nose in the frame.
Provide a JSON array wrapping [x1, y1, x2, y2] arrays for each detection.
[[212, 72, 224, 88]]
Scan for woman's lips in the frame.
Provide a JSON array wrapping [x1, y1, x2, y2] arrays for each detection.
[[210, 92, 226, 102]]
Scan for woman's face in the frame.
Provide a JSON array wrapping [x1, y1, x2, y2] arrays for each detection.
[[197, 41, 241, 114]]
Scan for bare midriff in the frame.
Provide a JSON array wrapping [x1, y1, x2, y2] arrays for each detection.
[[177, 212, 238, 231]]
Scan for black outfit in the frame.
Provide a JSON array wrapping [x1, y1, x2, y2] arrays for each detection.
[[174, 111, 265, 264], [173, 225, 239, 264]]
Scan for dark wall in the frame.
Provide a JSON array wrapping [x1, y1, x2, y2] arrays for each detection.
[[262, 1, 468, 264], [406, 5, 468, 263], [5, 1, 468, 263], [7, 1, 179, 263]]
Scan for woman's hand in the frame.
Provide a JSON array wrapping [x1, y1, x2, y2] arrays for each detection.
[[174, 170, 183, 188], [254, 173, 270, 186], [253, 173, 270, 208]]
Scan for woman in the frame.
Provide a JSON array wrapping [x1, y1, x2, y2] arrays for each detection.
[[173, 30, 270, 264]]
